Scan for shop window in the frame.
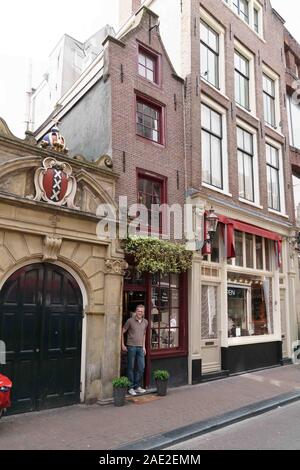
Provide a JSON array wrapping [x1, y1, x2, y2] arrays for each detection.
[[227, 275, 273, 338], [228, 286, 248, 337], [151, 273, 180, 351]]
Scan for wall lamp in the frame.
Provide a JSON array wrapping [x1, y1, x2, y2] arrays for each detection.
[[196, 208, 219, 251]]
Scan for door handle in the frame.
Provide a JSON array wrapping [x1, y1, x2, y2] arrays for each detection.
[[35, 348, 40, 353]]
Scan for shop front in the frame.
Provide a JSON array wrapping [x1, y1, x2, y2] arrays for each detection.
[[189, 199, 298, 383], [121, 267, 188, 388]]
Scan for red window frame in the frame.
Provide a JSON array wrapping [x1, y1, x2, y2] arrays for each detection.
[[136, 95, 164, 145], [138, 44, 160, 85], [137, 169, 167, 235], [123, 270, 188, 360]]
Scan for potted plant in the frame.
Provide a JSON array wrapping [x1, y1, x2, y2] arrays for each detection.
[[112, 377, 131, 407], [153, 370, 170, 396]]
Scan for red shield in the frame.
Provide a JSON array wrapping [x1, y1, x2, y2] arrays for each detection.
[[43, 167, 68, 203]]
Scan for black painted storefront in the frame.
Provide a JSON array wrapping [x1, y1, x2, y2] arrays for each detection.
[[221, 341, 283, 374]]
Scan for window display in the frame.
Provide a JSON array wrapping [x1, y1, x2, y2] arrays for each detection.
[[151, 273, 180, 350], [227, 274, 273, 338]]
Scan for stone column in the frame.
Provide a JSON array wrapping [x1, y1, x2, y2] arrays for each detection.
[[100, 259, 128, 400]]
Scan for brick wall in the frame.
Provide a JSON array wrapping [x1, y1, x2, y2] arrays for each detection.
[[105, 9, 186, 239], [181, 0, 295, 224]]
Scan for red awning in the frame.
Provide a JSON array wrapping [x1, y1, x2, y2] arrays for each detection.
[[217, 215, 282, 267], [217, 215, 282, 242]]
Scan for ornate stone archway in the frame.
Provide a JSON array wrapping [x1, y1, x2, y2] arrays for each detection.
[[0, 120, 126, 407]]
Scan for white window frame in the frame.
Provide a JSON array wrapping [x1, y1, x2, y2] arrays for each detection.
[[265, 136, 286, 217], [200, 8, 226, 95], [201, 94, 230, 196], [234, 40, 256, 117], [237, 118, 260, 207], [262, 64, 281, 132], [223, 0, 264, 38]]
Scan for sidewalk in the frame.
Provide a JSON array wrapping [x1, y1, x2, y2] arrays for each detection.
[[0, 365, 300, 450]]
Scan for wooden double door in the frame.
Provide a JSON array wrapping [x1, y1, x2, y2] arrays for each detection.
[[0, 263, 83, 414]]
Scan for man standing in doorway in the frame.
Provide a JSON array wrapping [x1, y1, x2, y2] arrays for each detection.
[[122, 305, 148, 396]]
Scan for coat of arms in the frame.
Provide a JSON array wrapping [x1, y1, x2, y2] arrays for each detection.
[[33, 157, 79, 209]]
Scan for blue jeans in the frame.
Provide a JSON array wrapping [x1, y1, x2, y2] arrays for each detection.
[[127, 346, 145, 389]]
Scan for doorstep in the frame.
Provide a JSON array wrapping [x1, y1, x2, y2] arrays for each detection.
[[97, 388, 157, 406]]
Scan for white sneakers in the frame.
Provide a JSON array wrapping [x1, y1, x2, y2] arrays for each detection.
[[128, 387, 146, 396]]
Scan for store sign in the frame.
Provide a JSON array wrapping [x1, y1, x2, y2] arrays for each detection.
[[227, 287, 245, 299]]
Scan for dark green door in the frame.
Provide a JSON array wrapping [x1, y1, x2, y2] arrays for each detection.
[[0, 263, 83, 414]]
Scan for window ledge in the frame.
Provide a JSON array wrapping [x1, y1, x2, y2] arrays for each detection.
[[265, 123, 284, 138], [136, 134, 165, 148], [236, 103, 259, 121], [202, 182, 232, 197], [239, 198, 263, 210], [268, 208, 289, 219], [201, 79, 229, 101]]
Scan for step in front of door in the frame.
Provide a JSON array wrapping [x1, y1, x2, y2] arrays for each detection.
[[201, 370, 230, 383]]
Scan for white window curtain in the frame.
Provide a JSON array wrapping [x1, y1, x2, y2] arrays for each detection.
[[201, 286, 218, 339]]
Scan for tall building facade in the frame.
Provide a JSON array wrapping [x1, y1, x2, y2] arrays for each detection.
[[1, 0, 299, 414], [35, 0, 299, 383]]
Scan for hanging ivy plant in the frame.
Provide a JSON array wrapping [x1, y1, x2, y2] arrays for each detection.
[[123, 237, 193, 274]]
